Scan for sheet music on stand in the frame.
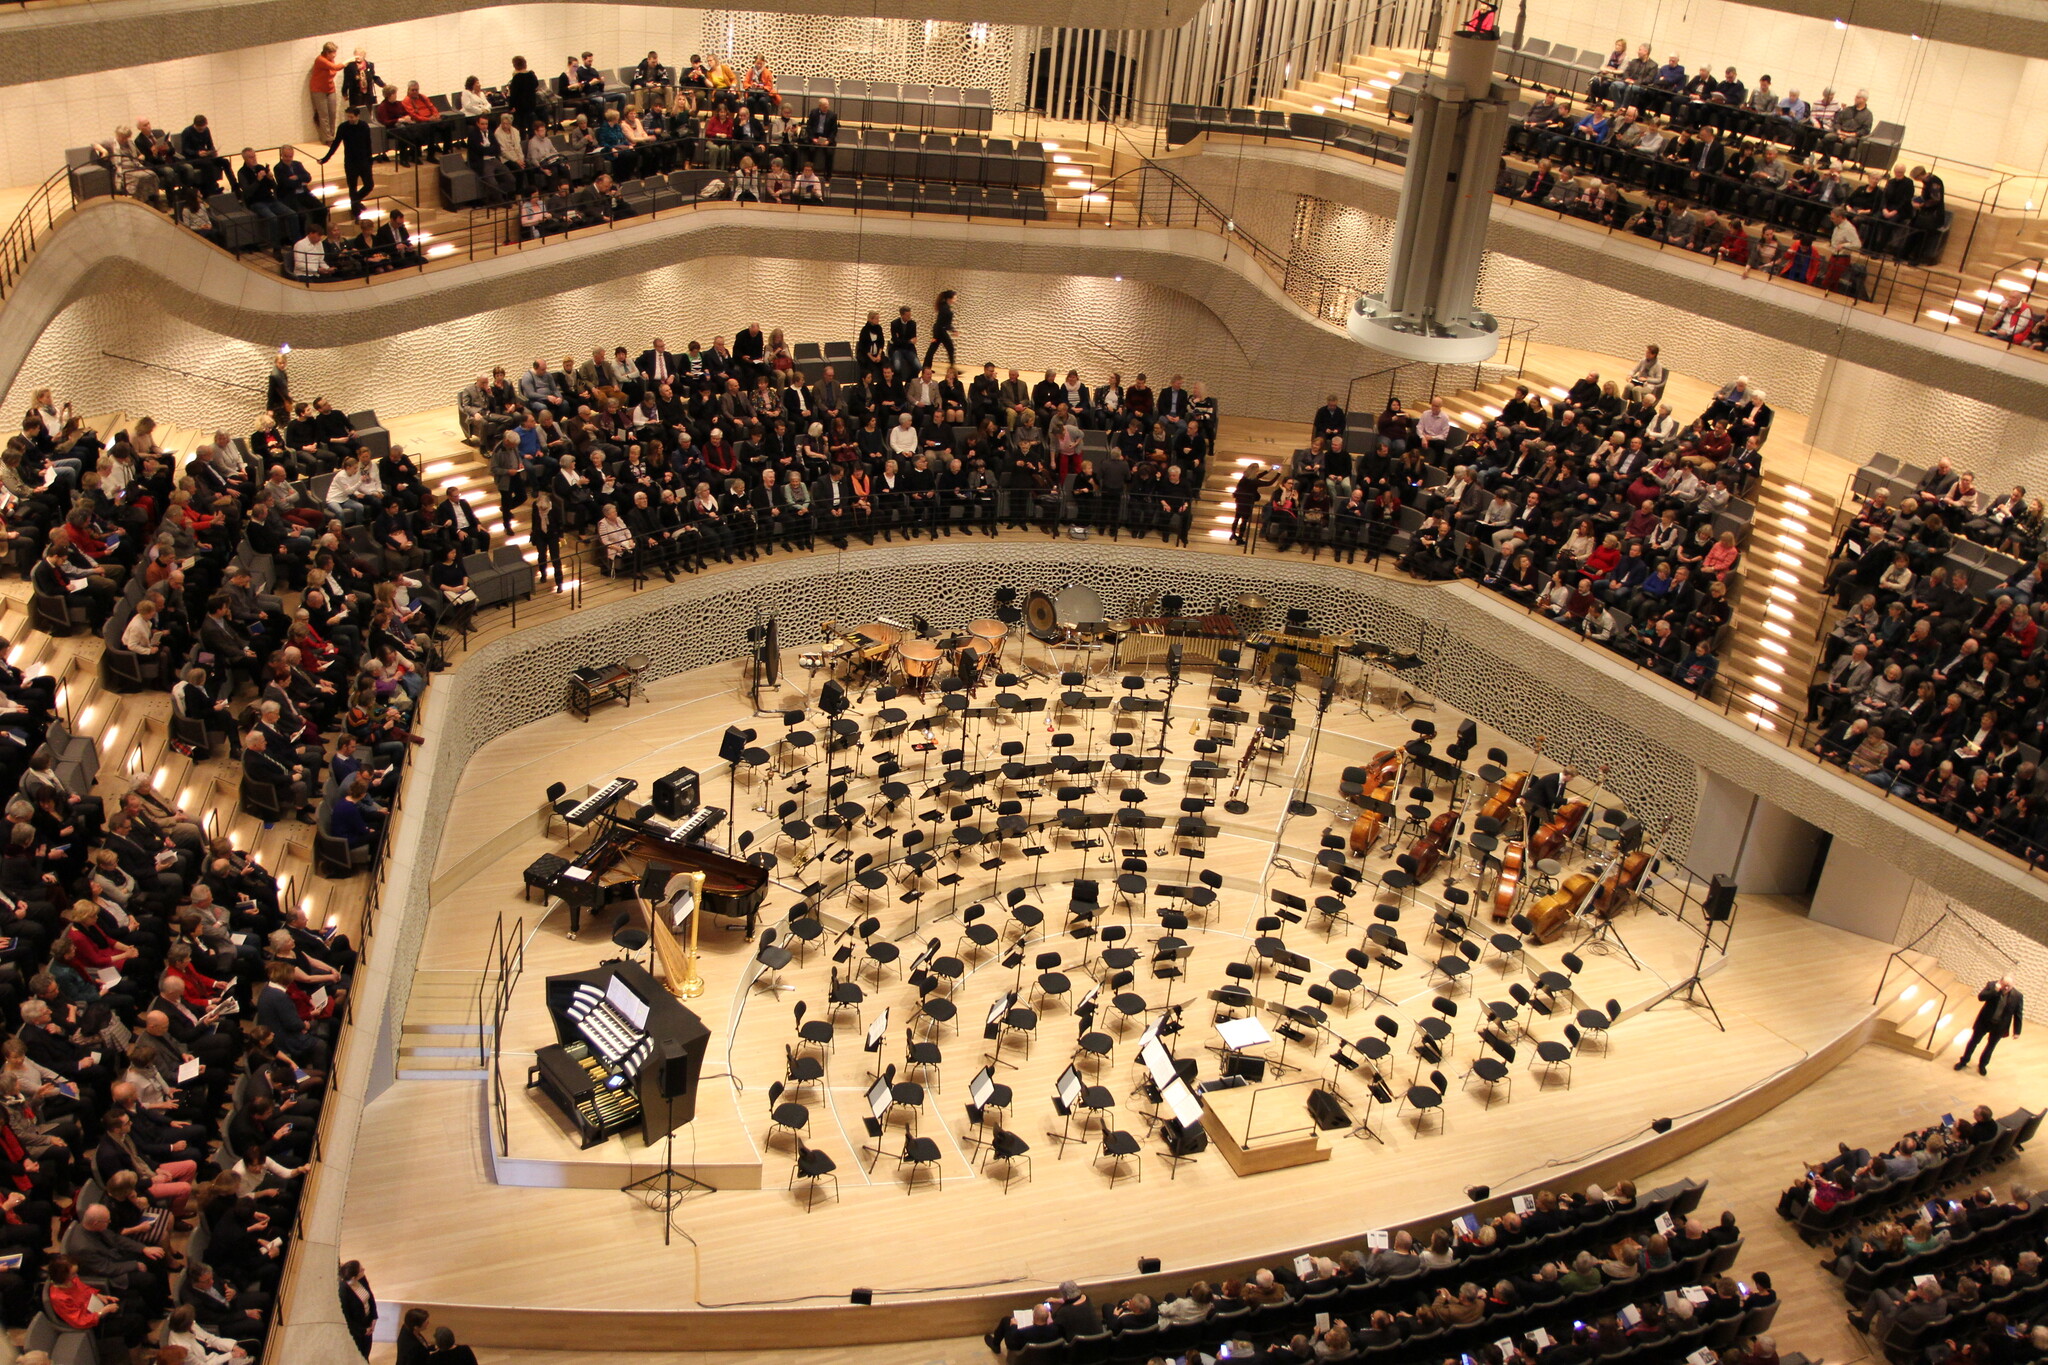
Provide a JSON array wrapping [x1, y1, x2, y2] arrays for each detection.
[[667, 883, 696, 929], [1055, 1063, 1083, 1111], [1141, 1038, 1178, 1090], [968, 1065, 996, 1110], [1217, 1015, 1273, 1051], [1160, 1076, 1203, 1127], [983, 989, 1016, 1036], [864, 1075, 891, 1120], [1136, 1015, 1165, 1051], [865, 1006, 891, 1053], [1075, 982, 1101, 1016]]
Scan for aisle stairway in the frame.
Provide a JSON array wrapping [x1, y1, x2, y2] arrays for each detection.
[[396, 970, 491, 1080], [1722, 472, 1838, 735], [0, 412, 365, 956], [1256, 47, 1418, 128]]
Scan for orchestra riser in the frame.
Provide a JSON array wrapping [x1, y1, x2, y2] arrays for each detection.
[[346, 650, 1900, 1354]]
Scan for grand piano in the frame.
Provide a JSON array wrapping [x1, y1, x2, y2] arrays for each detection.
[[530, 959, 710, 1148]]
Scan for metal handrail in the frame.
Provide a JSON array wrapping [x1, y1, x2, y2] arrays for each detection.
[[0, 167, 72, 300]]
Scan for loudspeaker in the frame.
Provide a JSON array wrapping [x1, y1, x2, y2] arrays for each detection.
[[1704, 875, 1737, 921], [1138, 1257, 1162, 1275], [1456, 719, 1478, 748], [821, 679, 848, 714], [719, 726, 749, 764], [1162, 1119, 1209, 1155], [1306, 1086, 1350, 1131], [652, 765, 701, 819], [850, 1289, 873, 1305]]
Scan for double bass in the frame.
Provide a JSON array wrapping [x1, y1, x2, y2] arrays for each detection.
[[1525, 872, 1598, 945], [1591, 847, 1652, 918], [1485, 737, 1548, 923], [1347, 749, 1403, 855], [1529, 799, 1589, 863]]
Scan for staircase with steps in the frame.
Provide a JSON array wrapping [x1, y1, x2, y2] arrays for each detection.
[[1721, 472, 1838, 736], [1257, 48, 1416, 128], [397, 970, 494, 1080], [1871, 950, 1972, 1059]]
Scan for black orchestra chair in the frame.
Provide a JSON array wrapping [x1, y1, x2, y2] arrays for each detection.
[[1464, 1036, 1515, 1107], [1533, 1024, 1580, 1088], [791, 1140, 840, 1210], [783, 1043, 825, 1097], [1577, 998, 1622, 1051], [1401, 1069, 1448, 1134], [956, 902, 1000, 957], [990, 1126, 1033, 1191], [793, 1000, 836, 1057], [899, 1132, 944, 1192], [828, 962, 866, 1024], [767, 1080, 810, 1144], [998, 1004, 1039, 1059], [1031, 951, 1072, 1010], [1097, 1129, 1142, 1187]]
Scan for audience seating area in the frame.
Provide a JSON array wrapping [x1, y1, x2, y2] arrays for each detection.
[[983, 1177, 1799, 1365], [1775, 1105, 2044, 1364], [1807, 450, 2048, 862], [1244, 375, 1758, 703]]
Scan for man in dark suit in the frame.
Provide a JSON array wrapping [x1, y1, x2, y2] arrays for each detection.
[[1957, 976, 2023, 1075], [1522, 766, 1577, 829], [803, 98, 839, 180], [636, 339, 680, 389], [317, 107, 375, 216]]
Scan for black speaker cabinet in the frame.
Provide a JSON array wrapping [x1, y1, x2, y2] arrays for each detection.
[[1306, 1086, 1351, 1130], [652, 766, 701, 820], [1704, 875, 1738, 921], [718, 725, 749, 763]]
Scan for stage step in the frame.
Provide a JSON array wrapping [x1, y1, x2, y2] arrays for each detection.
[[1870, 951, 1972, 1058]]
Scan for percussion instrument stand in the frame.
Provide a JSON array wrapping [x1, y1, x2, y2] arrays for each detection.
[[1346, 649, 1386, 720]]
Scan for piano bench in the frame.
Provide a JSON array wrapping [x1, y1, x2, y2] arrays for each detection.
[[524, 853, 572, 901]]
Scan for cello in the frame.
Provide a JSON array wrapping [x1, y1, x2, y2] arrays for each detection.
[[1347, 749, 1403, 855], [1525, 872, 1598, 944], [1408, 809, 1459, 881]]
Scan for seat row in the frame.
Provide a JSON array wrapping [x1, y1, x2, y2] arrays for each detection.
[[1851, 453, 2036, 600], [1492, 40, 1907, 171], [1163, 104, 1411, 167], [1789, 1108, 2041, 1246]]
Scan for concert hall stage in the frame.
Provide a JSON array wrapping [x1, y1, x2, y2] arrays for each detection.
[[348, 634, 1893, 1353]]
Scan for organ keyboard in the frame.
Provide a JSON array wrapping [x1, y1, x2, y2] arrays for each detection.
[[564, 777, 639, 826]]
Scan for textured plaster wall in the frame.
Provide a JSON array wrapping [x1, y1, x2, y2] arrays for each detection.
[[4, 245, 1356, 428], [1896, 881, 2045, 1009]]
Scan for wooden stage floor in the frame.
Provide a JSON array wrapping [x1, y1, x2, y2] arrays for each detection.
[[347, 637, 1896, 1352]]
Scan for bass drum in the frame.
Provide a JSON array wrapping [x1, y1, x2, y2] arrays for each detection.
[[1025, 590, 1059, 640]]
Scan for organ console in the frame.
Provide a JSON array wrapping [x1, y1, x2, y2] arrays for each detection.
[[531, 960, 709, 1148]]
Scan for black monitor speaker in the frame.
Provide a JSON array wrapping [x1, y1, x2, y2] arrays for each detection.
[[719, 726, 750, 763], [1306, 1087, 1350, 1130], [652, 766, 701, 819], [1704, 876, 1737, 921]]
